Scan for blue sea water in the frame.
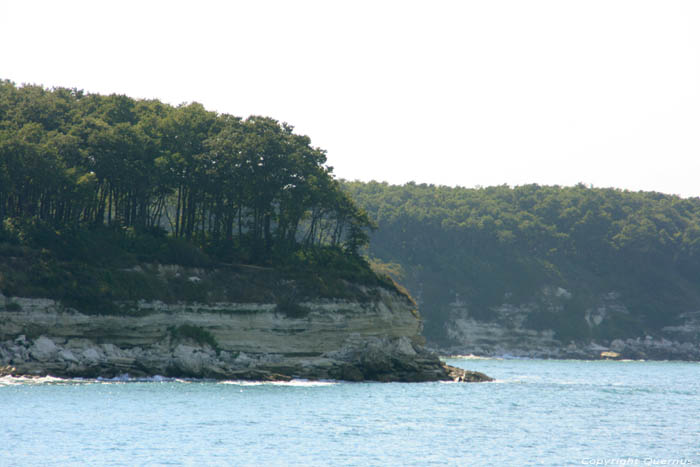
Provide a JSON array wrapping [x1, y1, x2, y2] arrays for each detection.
[[1, 358, 698, 466]]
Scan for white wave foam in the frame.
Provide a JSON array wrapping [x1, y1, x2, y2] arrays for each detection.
[[439, 377, 512, 384], [446, 354, 502, 360], [0, 375, 75, 386], [98, 374, 201, 383], [0, 374, 200, 386], [219, 379, 338, 387], [0, 374, 338, 387]]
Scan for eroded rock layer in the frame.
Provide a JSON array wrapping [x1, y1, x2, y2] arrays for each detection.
[[441, 288, 700, 360], [0, 287, 491, 382]]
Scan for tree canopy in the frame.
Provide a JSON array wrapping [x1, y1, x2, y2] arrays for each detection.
[[0, 80, 373, 264]]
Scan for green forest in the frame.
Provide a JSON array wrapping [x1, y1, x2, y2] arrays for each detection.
[[0, 81, 387, 312], [0, 81, 374, 265], [342, 181, 700, 343], [3, 80, 700, 341]]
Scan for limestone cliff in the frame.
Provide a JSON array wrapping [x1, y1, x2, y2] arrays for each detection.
[[441, 287, 700, 361], [0, 265, 490, 382]]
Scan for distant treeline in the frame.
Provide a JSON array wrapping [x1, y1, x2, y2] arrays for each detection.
[[0, 81, 372, 263], [342, 181, 700, 340]]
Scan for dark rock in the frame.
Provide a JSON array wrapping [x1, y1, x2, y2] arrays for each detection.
[[338, 364, 364, 382], [444, 364, 494, 382], [227, 369, 293, 382]]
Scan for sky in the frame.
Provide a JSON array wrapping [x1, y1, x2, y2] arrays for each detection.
[[2, 0, 699, 197]]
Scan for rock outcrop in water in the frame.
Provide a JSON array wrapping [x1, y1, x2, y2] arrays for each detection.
[[0, 267, 491, 382]]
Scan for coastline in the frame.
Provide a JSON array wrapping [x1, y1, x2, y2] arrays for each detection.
[[434, 342, 700, 362], [0, 287, 493, 383]]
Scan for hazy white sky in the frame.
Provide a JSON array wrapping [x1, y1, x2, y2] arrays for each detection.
[[2, 0, 699, 197]]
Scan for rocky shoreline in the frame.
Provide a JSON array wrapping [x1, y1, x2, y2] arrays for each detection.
[[437, 335, 700, 361], [0, 284, 492, 383], [0, 334, 491, 383]]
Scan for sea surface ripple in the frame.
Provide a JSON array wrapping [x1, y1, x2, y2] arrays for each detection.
[[1, 358, 698, 466]]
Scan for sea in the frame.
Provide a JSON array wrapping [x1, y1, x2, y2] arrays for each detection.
[[1, 358, 698, 466]]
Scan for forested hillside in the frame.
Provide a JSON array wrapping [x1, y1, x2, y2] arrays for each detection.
[[0, 81, 385, 312], [0, 81, 373, 265], [342, 181, 700, 347], [4, 80, 700, 353]]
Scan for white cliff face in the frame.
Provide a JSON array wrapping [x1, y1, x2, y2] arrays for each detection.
[[442, 287, 700, 360], [662, 311, 700, 340], [0, 288, 421, 355], [0, 284, 482, 382], [583, 292, 629, 328], [444, 287, 566, 357], [445, 304, 560, 357]]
